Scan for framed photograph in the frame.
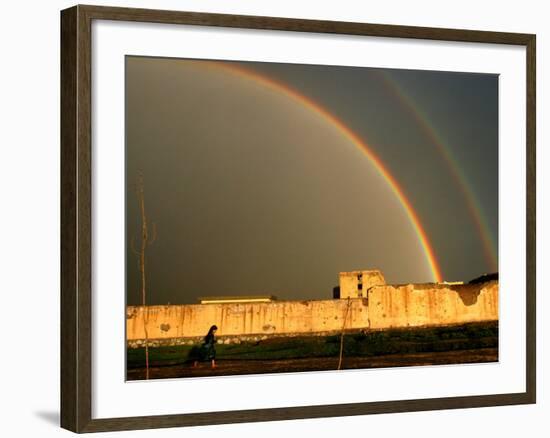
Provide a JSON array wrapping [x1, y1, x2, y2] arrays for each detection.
[[60, 4, 536, 433]]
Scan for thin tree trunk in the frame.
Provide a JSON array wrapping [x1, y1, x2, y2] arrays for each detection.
[[136, 175, 150, 380]]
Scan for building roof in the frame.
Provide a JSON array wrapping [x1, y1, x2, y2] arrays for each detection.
[[198, 295, 277, 304]]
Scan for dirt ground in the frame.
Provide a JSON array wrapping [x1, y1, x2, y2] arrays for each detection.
[[126, 347, 498, 380]]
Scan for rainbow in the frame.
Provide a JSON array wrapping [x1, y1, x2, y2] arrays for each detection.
[[378, 71, 498, 272], [194, 60, 444, 282]]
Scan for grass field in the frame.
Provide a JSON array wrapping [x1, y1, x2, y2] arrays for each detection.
[[126, 321, 498, 379]]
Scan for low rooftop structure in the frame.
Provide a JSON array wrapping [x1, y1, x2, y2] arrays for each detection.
[[198, 295, 277, 304]]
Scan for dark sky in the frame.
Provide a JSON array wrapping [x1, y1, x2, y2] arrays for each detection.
[[126, 56, 498, 305]]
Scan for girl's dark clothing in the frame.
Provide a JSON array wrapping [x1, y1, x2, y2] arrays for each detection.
[[198, 332, 216, 361]]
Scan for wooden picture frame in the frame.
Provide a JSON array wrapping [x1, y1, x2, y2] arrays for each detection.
[[60, 4, 536, 433]]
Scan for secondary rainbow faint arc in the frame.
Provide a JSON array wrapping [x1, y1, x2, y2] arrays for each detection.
[[378, 71, 498, 272], [197, 60, 443, 282]]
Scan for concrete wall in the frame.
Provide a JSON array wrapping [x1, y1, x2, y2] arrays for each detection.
[[367, 281, 498, 329], [127, 298, 370, 340], [127, 281, 498, 341]]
